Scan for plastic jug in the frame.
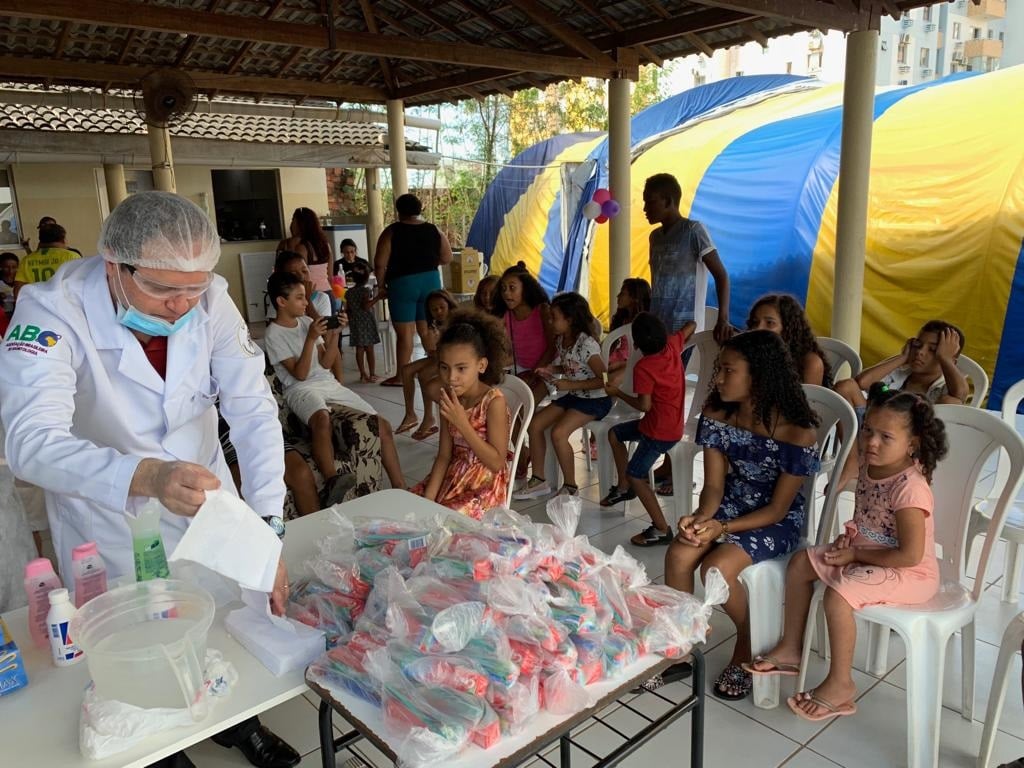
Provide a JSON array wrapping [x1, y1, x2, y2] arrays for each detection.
[[70, 579, 214, 720]]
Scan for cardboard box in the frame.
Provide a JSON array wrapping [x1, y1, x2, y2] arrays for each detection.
[[0, 617, 28, 698], [449, 262, 480, 293], [454, 247, 481, 268]]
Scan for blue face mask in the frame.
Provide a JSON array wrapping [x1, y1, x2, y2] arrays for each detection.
[[114, 266, 197, 336], [116, 302, 196, 336]]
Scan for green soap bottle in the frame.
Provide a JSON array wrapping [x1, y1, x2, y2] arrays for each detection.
[[128, 500, 171, 582]]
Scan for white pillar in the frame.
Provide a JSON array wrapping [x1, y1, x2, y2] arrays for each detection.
[[366, 166, 384, 258], [386, 99, 408, 198], [103, 163, 128, 210], [146, 124, 176, 193], [831, 28, 879, 347], [607, 77, 632, 301]]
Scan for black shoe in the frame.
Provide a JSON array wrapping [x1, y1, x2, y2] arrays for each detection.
[[600, 486, 635, 506], [321, 472, 356, 507], [630, 524, 673, 547], [212, 724, 301, 768], [147, 753, 196, 768]]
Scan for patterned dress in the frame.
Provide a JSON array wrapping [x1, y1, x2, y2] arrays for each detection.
[[807, 464, 938, 609], [345, 285, 381, 348], [417, 387, 512, 519], [697, 416, 820, 564]]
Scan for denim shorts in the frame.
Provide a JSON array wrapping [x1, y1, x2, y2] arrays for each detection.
[[552, 393, 613, 420], [611, 419, 678, 479]]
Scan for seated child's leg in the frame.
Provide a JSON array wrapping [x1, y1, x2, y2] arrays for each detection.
[[550, 409, 593, 490], [416, 369, 441, 431], [748, 550, 819, 673], [608, 422, 631, 491], [665, 537, 712, 593], [791, 588, 858, 719], [700, 543, 755, 665], [308, 409, 337, 481], [284, 449, 319, 516], [525, 404, 564, 482], [377, 417, 406, 490], [399, 359, 429, 430]]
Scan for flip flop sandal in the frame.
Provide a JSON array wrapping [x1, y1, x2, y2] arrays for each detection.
[[396, 418, 419, 434], [787, 690, 857, 722], [411, 425, 439, 440], [742, 655, 801, 677], [712, 664, 752, 701], [655, 480, 674, 496], [630, 525, 673, 547], [380, 376, 403, 387]]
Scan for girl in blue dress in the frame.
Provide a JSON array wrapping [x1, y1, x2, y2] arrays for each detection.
[[657, 330, 820, 700]]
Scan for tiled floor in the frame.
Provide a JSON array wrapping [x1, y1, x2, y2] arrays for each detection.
[[185, 355, 1024, 768]]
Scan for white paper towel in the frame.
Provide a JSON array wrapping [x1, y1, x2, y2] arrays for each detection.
[[169, 489, 282, 593]]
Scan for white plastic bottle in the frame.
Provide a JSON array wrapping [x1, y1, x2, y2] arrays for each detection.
[[71, 542, 108, 608], [24, 558, 63, 649], [128, 500, 170, 582], [46, 588, 83, 667]]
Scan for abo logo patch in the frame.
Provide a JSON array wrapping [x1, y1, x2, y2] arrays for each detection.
[[4, 324, 63, 356]]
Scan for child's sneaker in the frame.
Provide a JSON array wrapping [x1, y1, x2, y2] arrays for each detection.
[[600, 486, 636, 506], [513, 476, 552, 500], [557, 484, 578, 496], [630, 524, 673, 547]]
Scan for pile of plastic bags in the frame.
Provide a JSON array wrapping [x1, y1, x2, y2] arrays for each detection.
[[300, 496, 727, 767]]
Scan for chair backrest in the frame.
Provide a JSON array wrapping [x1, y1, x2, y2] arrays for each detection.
[[816, 336, 862, 380], [498, 374, 535, 507], [682, 330, 720, 433], [704, 305, 719, 331], [601, 322, 643, 396], [956, 354, 989, 408], [990, 377, 1024, 514], [931, 405, 1024, 598], [802, 384, 859, 544]]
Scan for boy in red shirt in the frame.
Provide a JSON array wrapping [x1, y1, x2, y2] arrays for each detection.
[[602, 312, 695, 546]]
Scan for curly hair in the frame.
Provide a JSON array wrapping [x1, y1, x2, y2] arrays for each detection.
[[291, 207, 331, 266], [748, 294, 833, 387], [437, 307, 512, 385], [610, 278, 652, 331], [866, 383, 949, 482], [551, 291, 597, 340], [705, 330, 819, 430], [494, 261, 550, 317], [425, 289, 458, 329]]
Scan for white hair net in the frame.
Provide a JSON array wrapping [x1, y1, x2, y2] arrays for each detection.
[[98, 191, 221, 272]]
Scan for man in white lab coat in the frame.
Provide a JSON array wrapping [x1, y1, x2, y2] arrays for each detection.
[[0, 192, 300, 768]]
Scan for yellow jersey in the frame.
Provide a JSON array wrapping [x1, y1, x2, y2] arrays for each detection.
[[14, 247, 81, 284]]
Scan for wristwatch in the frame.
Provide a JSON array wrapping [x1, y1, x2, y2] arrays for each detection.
[[262, 515, 285, 540]]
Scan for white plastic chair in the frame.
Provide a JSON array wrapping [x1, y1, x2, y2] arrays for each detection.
[[976, 610, 1024, 768], [663, 330, 720, 530], [958, 353, 989, 408], [817, 336, 863, 380], [795, 405, 1024, 768], [741, 385, 858, 709], [498, 375, 534, 508], [967, 377, 1024, 602]]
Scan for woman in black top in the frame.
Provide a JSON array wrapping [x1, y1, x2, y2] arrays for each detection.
[[373, 194, 453, 386]]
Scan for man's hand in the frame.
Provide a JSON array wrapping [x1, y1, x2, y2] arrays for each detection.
[[132, 459, 221, 517], [270, 558, 289, 617]]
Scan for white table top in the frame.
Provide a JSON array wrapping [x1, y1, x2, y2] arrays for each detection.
[[0, 489, 446, 768]]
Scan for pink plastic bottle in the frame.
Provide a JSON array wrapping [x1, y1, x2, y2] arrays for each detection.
[[24, 558, 63, 649], [71, 542, 108, 608]]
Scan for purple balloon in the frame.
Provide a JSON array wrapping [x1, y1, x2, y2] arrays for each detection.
[[601, 199, 621, 219]]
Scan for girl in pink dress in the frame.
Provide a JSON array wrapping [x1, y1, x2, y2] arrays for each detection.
[[415, 308, 513, 519], [746, 384, 949, 722]]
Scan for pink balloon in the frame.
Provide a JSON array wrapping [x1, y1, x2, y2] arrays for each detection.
[[601, 199, 621, 219], [595, 214, 609, 224], [592, 188, 611, 204]]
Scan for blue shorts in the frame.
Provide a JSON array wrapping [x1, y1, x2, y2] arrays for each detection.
[[387, 271, 442, 323], [611, 420, 678, 479], [551, 394, 613, 420]]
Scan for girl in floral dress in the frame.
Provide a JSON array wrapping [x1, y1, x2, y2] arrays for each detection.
[[415, 308, 513, 519], [661, 330, 820, 699], [748, 384, 948, 723]]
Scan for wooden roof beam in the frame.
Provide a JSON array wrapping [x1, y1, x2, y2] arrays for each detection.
[[0, 56, 387, 102], [685, 32, 715, 56], [571, 0, 664, 66], [0, 0, 616, 79], [448, 0, 534, 49], [356, 0, 398, 93], [683, 0, 866, 31], [505, 0, 615, 64], [742, 21, 770, 46], [390, 0, 465, 41]]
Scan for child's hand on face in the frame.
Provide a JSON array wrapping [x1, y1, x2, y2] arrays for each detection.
[[900, 337, 918, 364], [936, 327, 961, 361], [439, 387, 469, 429]]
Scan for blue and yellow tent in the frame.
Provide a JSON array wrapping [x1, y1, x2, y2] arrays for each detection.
[[467, 67, 1024, 407]]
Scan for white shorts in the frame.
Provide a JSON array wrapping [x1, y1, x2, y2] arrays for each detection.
[[284, 379, 376, 425]]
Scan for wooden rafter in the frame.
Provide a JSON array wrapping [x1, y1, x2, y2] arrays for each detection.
[[570, 0, 663, 66], [174, 35, 201, 67], [318, 51, 354, 83], [226, 42, 255, 76], [505, 0, 614, 64], [53, 21, 72, 57], [0, 0, 617, 79], [448, 0, 545, 50], [395, 67, 526, 100], [742, 21, 770, 46], [685, 32, 715, 56], [356, 0, 398, 93], [0, 55, 387, 101], [276, 45, 305, 77], [684, 0, 864, 31], [391, 0, 464, 41]]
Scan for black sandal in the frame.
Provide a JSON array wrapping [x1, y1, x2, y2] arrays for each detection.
[[712, 664, 752, 701], [630, 525, 673, 547]]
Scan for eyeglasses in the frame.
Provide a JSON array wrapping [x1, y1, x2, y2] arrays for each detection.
[[123, 265, 213, 300]]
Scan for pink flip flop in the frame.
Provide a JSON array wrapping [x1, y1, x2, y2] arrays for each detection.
[[787, 690, 857, 722], [742, 655, 800, 677]]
